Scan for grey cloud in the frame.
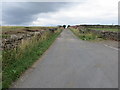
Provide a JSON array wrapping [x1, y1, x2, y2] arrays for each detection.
[[2, 2, 68, 25]]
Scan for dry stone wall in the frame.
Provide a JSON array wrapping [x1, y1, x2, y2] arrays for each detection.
[[2, 28, 58, 50], [70, 26, 119, 41], [87, 29, 119, 41]]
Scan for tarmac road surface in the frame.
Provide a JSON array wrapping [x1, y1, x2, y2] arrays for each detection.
[[12, 29, 118, 88]]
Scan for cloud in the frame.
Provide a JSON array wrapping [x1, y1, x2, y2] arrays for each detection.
[[0, 2, 2, 25], [32, 0, 118, 26], [2, 2, 68, 25], [2, 0, 119, 25]]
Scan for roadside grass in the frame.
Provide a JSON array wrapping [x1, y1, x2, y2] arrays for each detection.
[[88, 28, 118, 32], [2, 29, 62, 89], [70, 28, 104, 41], [0, 51, 2, 90]]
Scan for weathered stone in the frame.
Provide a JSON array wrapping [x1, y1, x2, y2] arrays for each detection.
[[71, 26, 119, 41], [2, 28, 59, 50]]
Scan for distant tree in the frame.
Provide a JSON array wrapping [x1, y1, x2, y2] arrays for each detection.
[[67, 25, 70, 28], [63, 25, 66, 29], [58, 25, 62, 28]]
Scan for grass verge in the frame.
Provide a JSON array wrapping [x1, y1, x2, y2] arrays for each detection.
[[2, 29, 62, 89], [70, 28, 104, 41]]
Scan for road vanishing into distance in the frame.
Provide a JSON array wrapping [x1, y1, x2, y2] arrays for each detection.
[[12, 29, 118, 88]]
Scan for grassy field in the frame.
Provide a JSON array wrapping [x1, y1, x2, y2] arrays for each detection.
[[1, 26, 58, 38], [2, 26, 62, 88], [1, 26, 56, 32], [2, 26, 24, 31], [88, 28, 118, 32], [1, 26, 57, 37]]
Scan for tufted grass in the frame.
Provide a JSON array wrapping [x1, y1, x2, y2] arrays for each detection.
[[0, 51, 2, 90], [2, 29, 62, 89], [70, 28, 104, 41]]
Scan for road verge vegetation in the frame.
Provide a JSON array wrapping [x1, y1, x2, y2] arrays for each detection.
[[2, 27, 62, 89], [70, 28, 104, 41]]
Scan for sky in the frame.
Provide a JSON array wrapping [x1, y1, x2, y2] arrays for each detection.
[[1, 0, 119, 26]]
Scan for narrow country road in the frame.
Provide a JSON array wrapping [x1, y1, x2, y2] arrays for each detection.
[[12, 29, 118, 88]]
